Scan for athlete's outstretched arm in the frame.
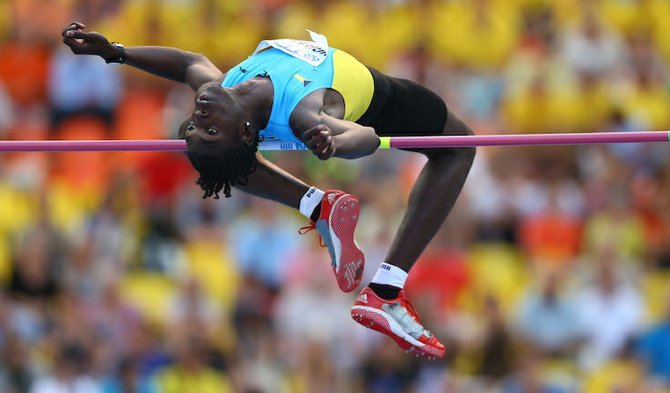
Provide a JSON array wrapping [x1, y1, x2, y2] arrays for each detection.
[[61, 22, 222, 90]]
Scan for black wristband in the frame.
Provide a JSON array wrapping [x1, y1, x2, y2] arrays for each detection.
[[105, 42, 125, 64]]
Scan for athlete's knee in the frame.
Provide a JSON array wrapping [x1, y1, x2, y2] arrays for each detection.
[[460, 145, 476, 166], [429, 124, 476, 164], [426, 146, 475, 168], [459, 123, 476, 161], [440, 110, 475, 157], [454, 120, 476, 164], [453, 145, 476, 168]]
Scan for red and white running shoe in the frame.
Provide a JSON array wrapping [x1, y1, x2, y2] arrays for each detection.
[[351, 286, 445, 359], [299, 190, 365, 292]]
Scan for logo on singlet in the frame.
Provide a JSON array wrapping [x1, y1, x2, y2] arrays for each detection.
[[293, 74, 313, 87]]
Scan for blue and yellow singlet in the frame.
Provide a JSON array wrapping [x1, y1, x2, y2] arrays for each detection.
[[222, 34, 374, 148]]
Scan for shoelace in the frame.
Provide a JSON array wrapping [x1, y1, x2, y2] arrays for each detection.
[[298, 222, 326, 247], [383, 300, 432, 340]]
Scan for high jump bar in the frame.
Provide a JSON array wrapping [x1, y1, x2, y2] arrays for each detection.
[[0, 131, 667, 152]]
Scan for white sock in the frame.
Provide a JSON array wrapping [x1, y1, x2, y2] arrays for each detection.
[[371, 262, 408, 288], [299, 187, 325, 220]]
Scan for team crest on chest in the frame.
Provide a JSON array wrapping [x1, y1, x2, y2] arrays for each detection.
[[293, 74, 313, 87]]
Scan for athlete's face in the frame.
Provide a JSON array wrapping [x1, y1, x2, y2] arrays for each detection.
[[181, 83, 244, 157]]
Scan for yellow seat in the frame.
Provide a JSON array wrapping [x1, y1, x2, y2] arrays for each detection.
[[0, 235, 10, 285], [642, 271, 670, 322], [0, 184, 35, 235], [583, 360, 643, 393], [119, 273, 176, 325], [47, 179, 101, 236], [465, 243, 528, 312], [183, 241, 240, 311]]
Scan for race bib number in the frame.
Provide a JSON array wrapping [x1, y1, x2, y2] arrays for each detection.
[[254, 30, 329, 67]]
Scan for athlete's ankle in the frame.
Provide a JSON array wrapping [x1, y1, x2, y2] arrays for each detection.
[[309, 203, 321, 222], [299, 186, 325, 221], [369, 262, 408, 299], [369, 282, 401, 300]]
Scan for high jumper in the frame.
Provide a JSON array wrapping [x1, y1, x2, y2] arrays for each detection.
[[59, 20, 555, 359]]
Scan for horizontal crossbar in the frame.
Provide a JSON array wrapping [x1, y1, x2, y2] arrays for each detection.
[[0, 131, 666, 152]]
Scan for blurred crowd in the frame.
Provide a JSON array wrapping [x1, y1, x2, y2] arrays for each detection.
[[1, 0, 670, 392]]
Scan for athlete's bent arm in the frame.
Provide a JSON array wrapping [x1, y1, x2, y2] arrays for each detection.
[[61, 22, 222, 90], [297, 113, 380, 160]]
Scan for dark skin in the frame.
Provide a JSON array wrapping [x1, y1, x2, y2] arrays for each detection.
[[62, 22, 475, 272]]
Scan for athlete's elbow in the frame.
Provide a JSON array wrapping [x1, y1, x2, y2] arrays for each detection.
[[187, 52, 209, 65]]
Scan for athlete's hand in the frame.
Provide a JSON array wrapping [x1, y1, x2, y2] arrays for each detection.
[[304, 124, 336, 160], [61, 22, 118, 60]]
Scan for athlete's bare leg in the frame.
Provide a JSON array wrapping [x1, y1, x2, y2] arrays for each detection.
[[238, 108, 474, 272], [384, 108, 475, 271], [239, 152, 365, 292], [352, 114, 473, 358]]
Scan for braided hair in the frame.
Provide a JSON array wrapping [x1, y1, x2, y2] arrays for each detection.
[[186, 140, 258, 199]]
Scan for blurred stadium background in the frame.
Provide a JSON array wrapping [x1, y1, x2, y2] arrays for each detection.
[[1, 0, 670, 392]]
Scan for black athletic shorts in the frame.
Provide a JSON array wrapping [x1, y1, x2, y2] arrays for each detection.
[[356, 67, 448, 136]]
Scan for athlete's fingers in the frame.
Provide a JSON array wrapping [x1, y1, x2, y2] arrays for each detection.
[[303, 124, 330, 141], [317, 142, 336, 160], [306, 129, 329, 150], [313, 135, 333, 153], [311, 132, 334, 159], [308, 139, 324, 157], [62, 30, 106, 54], [315, 129, 331, 143], [62, 35, 90, 53], [312, 144, 326, 159], [303, 125, 322, 139], [61, 22, 85, 37], [64, 29, 94, 40], [62, 36, 76, 48], [62, 34, 83, 50], [308, 131, 328, 148]]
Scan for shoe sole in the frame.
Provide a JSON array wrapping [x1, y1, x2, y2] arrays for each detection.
[[328, 194, 365, 292], [351, 305, 445, 359]]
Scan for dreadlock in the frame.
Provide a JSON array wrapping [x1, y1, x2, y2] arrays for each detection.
[[186, 141, 258, 199]]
